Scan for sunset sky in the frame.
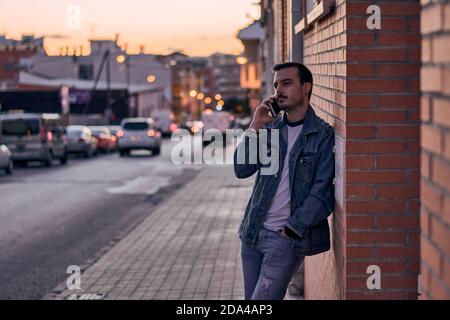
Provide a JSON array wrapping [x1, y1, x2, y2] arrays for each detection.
[[0, 0, 261, 56]]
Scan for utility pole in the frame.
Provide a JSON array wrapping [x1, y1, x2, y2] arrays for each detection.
[[106, 49, 112, 124]]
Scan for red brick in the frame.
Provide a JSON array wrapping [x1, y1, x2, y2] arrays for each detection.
[[409, 261, 421, 274], [445, 132, 450, 161], [421, 95, 431, 122], [422, 152, 431, 179], [347, 126, 375, 139], [421, 3, 443, 34], [421, 67, 442, 92], [377, 156, 419, 169], [444, 259, 450, 290], [346, 95, 375, 108], [430, 272, 450, 299], [421, 125, 443, 154], [347, 48, 408, 62], [347, 64, 375, 77], [431, 217, 450, 256], [347, 79, 407, 93], [421, 209, 431, 237], [421, 180, 443, 214], [347, 171, 406, 184], [443, 196, 450, 226], [347, 215, 375, 228], [382, 275, 418, 290], [422, 37, 432, 63], [377, 126, 419, 138], [378, 64, 421, 77], [377, 215, 419, 228], [347, 246, 375, 259], [378, 246, 419, 258], [422, 237, 442, 275], [432, 157, 450, 191], [346, 17, 371, 31], [407, 141, 421, 153], [378, 18, 409, 31], [347, 141, 407, 154], [348, 231, 406, 245], [346, 291, 410, 300], [347, 261, 409, 274], [380, 2, 421, 16], [379, 95, 420, 109], [347, 33, 375, 46], [433, 97, 450, 127], [408, 231, 421, 246], [378, 34, 421, 47], [347, 201, 407, 214], [378, 185, 420, 200], [434, 35, 450, 63], [347, 157, 375, 171], [409, 79, 420, 92], [347, 111, 407, 124]]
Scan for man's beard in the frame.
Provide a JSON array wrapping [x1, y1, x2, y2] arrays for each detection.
[[280, 96, 304, 112]]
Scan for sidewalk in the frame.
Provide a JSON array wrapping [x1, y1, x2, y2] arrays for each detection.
[[46, 164, 254, 300]]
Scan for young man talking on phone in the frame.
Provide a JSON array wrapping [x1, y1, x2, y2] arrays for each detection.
[[234, 62, 335, 300]]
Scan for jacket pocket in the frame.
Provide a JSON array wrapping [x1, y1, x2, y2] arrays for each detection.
[[294, 153, 316, 187]]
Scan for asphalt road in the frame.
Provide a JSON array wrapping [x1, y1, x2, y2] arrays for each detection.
[[0, 139, 202, 299]]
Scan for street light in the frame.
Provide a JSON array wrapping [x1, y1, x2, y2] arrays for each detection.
[[236, 56, 248, 65], [189, 90, 198, 98], [116, 55, 126, 64]]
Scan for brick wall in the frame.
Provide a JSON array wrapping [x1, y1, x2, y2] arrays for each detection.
[[302, 0, 421, 299], [273, 0, 290, 63], [420, 0, 450, 300], [302, 0, 346, 300]]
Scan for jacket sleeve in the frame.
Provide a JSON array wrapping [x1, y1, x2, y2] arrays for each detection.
[[286, 126, 335, 238], [233, 129, 261, 179]]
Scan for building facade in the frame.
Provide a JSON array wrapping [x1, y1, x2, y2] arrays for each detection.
[[240, 0, 450, 299]]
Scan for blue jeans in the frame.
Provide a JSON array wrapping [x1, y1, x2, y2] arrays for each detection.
[[241, 228, 305, 300]]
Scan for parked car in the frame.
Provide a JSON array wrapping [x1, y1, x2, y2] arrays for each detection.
[[88, 126, 116, 153], [0, 113, 68, 166], [117, 118, 162, 156], [152, 109, 177, 137], [0, 144, 13, 175], [107, 126, 123, 138], [66, 125, 98, 158]]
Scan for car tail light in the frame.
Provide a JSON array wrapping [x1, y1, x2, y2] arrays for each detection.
[[117, 130, 124, 138], [47, 132, 53, 141], [147, 130, 156, 137]]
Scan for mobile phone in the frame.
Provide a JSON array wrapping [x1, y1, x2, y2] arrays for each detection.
[[268, 100, 281, 118]]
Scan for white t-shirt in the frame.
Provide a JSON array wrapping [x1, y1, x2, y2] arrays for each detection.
[[264, 118, 304, 231]]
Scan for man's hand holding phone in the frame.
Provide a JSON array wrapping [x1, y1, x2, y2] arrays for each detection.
[[249, 96, 281, 131]]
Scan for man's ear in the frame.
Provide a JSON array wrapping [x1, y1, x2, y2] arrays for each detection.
[[304, 83, 312, 96]]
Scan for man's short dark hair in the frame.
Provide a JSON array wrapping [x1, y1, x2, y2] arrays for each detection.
[[272, 62, 313, 100]]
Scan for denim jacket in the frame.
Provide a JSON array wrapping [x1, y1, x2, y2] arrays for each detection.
[[234, 105, 335, 256]]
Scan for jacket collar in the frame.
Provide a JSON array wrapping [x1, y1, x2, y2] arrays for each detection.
[[266, 104, 318, 135]]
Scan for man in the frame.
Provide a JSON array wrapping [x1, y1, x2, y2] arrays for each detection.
[[234, 62, 335, 300]]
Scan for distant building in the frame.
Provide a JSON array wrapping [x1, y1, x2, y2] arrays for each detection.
[[237, 20, 265, 113]]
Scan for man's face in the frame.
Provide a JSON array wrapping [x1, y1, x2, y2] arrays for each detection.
[[273, 67, 308, 112]]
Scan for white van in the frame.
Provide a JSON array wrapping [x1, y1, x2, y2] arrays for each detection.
[[0, 113, 68, 166]]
